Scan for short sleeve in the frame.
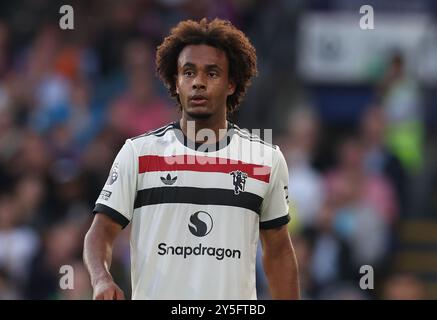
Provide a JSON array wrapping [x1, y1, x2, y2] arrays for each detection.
[[259, 147, 290, 229], [93, 139, 137, 228]]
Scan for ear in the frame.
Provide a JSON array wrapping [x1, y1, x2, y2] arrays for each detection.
[[227, 79, 236, 96]]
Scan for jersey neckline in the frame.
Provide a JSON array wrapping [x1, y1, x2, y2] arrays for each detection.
[[172, 120, 235, 152]]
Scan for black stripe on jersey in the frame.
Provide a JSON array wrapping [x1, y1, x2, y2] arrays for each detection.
[[131, 123, 175, 140], [93, 203, 130, 229], [134, 187, 263, 214], [259, 214, 290, 229], [154, 124, 176, 137]]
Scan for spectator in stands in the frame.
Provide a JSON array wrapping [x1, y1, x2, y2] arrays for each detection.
[[0, 193, 39, 297], [324, 137, 392, 267], [108, 39, 175, 138], [282, 107, 325, 229], [377, 52, 424, 174], [360, 105, 407, 215]]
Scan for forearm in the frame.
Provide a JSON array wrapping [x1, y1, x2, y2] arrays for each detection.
[[263, 242, 300, 299], [83, 224, 115, 287]]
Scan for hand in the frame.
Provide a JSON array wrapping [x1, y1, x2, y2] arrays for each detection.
[[93, 277, 125, 300]]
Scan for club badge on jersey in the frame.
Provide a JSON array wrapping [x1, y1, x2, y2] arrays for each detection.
[[230, 170, 248, 195]]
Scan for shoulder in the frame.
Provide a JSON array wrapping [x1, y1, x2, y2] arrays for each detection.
[[128, 122, 176, 145], [130, 122, 176, 142], [122, 122, 177, 157], [231, 123, 278, 151]]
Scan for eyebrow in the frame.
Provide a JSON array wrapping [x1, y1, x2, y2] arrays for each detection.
[[182, 62, 196, 69], [181, 62, 222, 71]]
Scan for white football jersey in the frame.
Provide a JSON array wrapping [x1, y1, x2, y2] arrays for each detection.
[[94, 122, 290, 299]]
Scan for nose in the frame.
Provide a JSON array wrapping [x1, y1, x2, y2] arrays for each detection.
[[192, 73, 206, 90]]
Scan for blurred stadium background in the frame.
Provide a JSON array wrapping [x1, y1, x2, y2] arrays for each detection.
[[0, 0, 437, 300]]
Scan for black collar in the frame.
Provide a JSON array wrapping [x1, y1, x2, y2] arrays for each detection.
[[172, 120, 235, 152]]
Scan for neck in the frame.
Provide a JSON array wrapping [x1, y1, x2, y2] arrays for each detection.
[[180, 112, 228, 143]]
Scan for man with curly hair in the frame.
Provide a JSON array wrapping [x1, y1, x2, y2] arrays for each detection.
[[84, 18, 300, 300]]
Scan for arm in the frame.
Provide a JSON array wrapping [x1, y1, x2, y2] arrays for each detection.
[[83, 213, 125, 300], [260, 225, 300, 299]]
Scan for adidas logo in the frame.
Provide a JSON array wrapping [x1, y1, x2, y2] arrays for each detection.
[[161, 173, 177, 185]]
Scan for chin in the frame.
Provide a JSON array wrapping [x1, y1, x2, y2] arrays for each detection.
[[186, 110, 213, 120]]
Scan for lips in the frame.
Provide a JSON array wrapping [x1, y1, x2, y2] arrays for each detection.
[[190, 94, 208, 106]]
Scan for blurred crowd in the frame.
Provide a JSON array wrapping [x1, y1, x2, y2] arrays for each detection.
[[0, 0, 435, 299]]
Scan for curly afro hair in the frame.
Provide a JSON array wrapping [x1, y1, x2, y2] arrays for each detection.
[[156, 18, 257, 116]]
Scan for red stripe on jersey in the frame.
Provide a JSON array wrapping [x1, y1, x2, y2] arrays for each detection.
[[138, 155, 271, 183]]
